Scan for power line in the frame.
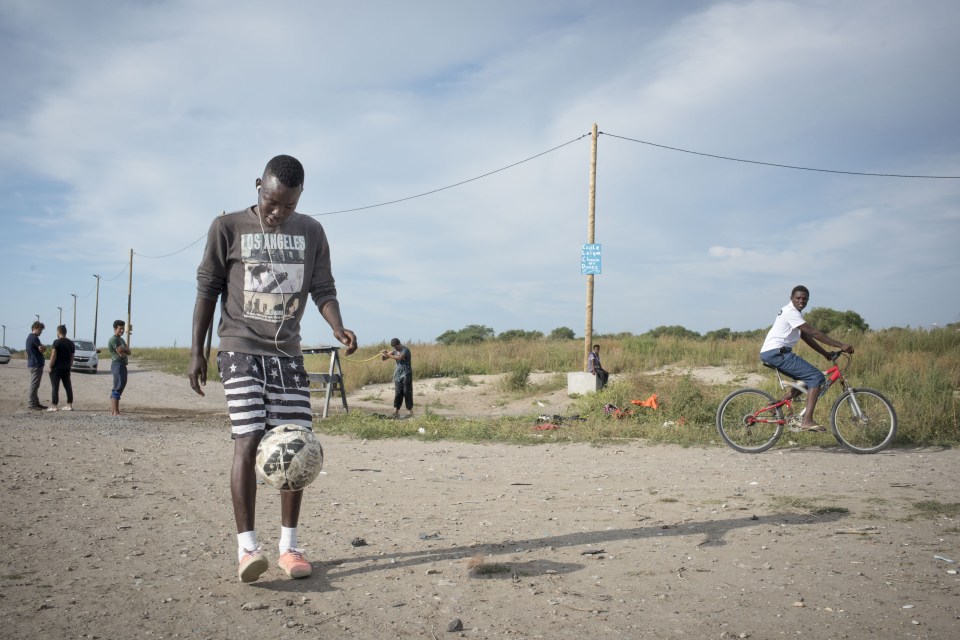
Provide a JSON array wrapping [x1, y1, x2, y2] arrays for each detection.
[[135, 231, 207, 259], [130, 133, 591, 259], [102, 263, 129, 282], [311, 132, 592, 216], [600, 131, 960, 179], [78, 281, 99, 298], [129, 128, 957, 264]]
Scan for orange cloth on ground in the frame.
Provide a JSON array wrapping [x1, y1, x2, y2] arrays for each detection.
[[631, 394, 659, 409]]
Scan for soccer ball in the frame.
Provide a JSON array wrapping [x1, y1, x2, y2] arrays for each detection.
[[254, 424, 324, 491]]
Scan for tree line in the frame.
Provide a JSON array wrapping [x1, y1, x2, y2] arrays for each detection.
[[435, 307, 871, 345]]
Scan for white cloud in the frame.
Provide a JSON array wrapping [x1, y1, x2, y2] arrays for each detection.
[[2, 0, 959, 344]]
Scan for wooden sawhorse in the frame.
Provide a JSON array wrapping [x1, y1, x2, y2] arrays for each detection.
[[302, 346, 348, 419]]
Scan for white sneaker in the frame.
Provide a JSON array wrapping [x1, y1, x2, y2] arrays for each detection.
[[46, 406, 58, 412], [63, 405, 73, 411]]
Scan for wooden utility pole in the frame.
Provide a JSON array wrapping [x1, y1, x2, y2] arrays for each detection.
[[584, 123, 598, 369], [127, 249, 133, 348]]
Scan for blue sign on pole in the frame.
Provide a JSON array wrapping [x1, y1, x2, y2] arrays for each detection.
[[581, 243, 601, 275]]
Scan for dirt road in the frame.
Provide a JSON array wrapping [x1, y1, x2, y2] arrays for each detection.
[[0, 359, 957, 639]]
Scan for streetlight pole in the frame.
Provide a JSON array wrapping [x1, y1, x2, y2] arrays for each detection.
[[2, 324, 5, 348], [71, 293, 78, 337], [93, 274, 101, 347], [58, 306, 63, 326]]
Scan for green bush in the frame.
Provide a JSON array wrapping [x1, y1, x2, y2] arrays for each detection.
[[502, 362, 531, 392]]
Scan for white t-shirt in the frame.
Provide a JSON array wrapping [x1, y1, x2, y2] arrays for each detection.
[[760, 302, 806, 353]]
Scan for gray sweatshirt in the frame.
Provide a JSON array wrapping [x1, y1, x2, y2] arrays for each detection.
[[195, 207, 339, 356]]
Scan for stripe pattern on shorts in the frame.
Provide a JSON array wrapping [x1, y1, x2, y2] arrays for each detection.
[[218, 351, 313, 437]]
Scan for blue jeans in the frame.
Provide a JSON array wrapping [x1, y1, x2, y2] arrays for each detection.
[[760, 349, 825, 389], [111, 361, 128, 399]]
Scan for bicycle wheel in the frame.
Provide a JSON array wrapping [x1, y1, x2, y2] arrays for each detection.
[[716, 389, 784, 453], [830, 388, 897, 454]]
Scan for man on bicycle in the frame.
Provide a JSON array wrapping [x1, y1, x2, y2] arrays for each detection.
[[760, 285, 854, 431]]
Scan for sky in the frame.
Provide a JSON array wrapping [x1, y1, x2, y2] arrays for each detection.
[[2, 0, 959, 350]]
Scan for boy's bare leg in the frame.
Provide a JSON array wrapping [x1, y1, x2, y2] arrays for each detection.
[[802, 387, 822, 428], [231, 436, 261, 532], [281, 490, 303, 528]]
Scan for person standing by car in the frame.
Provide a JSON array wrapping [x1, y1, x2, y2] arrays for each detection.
[[107, 320, 131, 415], [26, 321, 47, 410], [47, 324, 75, 412], [381, 338, 413, 417]]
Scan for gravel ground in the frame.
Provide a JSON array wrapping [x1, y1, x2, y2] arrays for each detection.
[[1, 358, 958, 639]]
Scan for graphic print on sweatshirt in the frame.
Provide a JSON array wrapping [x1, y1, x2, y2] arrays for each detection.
[[240, 232, 306, 323]]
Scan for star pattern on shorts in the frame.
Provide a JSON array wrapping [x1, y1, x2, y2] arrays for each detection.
[[220, 351, 304, 385]]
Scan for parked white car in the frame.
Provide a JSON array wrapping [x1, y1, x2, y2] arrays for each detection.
[[72, 340, 99, 373], [0, 346, 10, 365]]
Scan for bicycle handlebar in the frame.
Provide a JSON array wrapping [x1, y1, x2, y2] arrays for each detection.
[[828, 351, 853, 368]]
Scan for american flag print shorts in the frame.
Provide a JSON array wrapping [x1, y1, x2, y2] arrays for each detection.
[[217, 351, 312, 438]]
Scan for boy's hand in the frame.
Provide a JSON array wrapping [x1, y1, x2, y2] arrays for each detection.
[[188, 353, 208, 396], [334, 328, 358, 355]]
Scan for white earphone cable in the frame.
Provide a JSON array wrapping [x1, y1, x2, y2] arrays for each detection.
[[257, 207, 292, 359]]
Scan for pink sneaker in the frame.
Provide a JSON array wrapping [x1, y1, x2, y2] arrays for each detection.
[[238, 546, 268, 583], [277, 549, 312, 579]]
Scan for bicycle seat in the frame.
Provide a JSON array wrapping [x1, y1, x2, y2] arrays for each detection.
[[762, 361, 808, 392]]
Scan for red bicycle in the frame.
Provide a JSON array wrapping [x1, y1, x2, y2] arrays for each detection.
[[716, 352, 897, 454]]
